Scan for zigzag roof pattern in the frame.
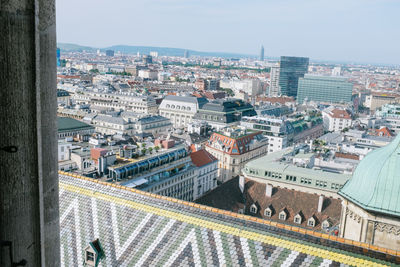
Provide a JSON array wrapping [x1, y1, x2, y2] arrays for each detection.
[[59, 173, 398, 266]]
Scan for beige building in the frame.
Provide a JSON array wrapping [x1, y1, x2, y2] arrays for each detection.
[[205, 127, 268, 183], [365, 93, 400, 112]]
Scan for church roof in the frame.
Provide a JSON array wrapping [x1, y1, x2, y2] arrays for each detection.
[[339, 134, 400, 217], [59, 173, 397, 266]]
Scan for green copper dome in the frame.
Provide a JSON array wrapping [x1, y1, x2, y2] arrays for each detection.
[[339, 134, 400, 217]]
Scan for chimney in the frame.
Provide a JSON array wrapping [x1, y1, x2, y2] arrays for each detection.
[[239, 176, 245, 193], [266, 184, 273, 197], [318, 195, 324, 212]]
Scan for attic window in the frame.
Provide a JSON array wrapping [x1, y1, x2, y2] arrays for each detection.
[[294, 214, 302, 224], [279, 210, 287, 221], [250, 204, 257, 214], [86, 251, 95, 262], [307, 218, 315, 227], [264, 208, 272, 217]]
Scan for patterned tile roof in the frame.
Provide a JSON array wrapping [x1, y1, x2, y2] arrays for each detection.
[[59, 173, 398, 266]]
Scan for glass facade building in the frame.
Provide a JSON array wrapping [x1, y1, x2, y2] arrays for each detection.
[[279, 56, 309, 98], [297, 75, 353, 104]]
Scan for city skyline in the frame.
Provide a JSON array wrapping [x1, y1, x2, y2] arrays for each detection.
[[56, 0, 400, 65]]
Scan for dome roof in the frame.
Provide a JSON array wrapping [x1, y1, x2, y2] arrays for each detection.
[[339, 135, 400, 217]]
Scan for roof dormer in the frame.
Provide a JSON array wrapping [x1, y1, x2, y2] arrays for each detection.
[[84, 239, 105, 267]]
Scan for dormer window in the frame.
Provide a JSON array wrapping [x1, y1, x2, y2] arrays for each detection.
[[84, 239, 105, 267], [294, 213, 302, 224], [264, 206, 273, 217], [279, 210, 287, 221], [308, 217, 316, 227], [250, 204, 258, 214], [322, 219, 331, 230]]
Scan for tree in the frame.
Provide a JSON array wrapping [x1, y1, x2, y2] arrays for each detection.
[[141, 143, 146, 148], [148, 147, 153, 154], [141, 148, 147, 155], [155, 146, 160, 152]]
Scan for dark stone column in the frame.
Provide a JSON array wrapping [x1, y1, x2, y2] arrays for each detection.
[[0, 0, 59, 266]]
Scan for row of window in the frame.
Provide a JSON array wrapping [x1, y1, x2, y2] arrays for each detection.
[[165, 104, 191, 111], [249, 204, 331, 229], [247, 168, 343, 191]]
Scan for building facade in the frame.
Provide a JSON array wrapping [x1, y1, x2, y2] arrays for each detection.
[[111, 146, 197, 201], [269, 64, 280, 96], [279, 56, 309, 98], [297, 75, 353, 104], [190, 149, 219, 199], [205, 127, 268, 183], [194, 99, 257, 130], [322, 108, 352, 132], [241, 116, 295, 153], [159, 95, 208, 128]]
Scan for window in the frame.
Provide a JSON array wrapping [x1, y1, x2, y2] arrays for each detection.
[[307, 218, 315, 227], [86, 251, 95, 262], [250, 204, 257, 214], [294, 214, 302, 224], [279, 211, 287, 221], [264, 208, 272, 217]]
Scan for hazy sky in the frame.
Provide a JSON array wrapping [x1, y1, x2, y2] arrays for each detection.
[[56, 0, 399, 64]]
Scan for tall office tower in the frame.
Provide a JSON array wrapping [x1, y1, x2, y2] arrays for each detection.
[[260, 45, 264, 61], [56, 47, 61, 67], [269, 63, 280, 96], [184, 50, 189, 58], [297, 75, 353, 104], [279, 56, 309, 98], [105, 49, 115, 57]]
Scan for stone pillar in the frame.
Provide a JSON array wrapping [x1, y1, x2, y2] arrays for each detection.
[[0, 0, 59, 266]]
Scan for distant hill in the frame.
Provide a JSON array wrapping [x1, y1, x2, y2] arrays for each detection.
[[57, 43, 253, 58], [57, 43, 97, 52]]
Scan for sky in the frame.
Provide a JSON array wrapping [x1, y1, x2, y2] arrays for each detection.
[[56, 0, 400, 65]]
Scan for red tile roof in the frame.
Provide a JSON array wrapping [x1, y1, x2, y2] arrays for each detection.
[[335, 152, 359, 161], [206, 131, 262, 155], [329, 109, 351, 119], [190, 149, 217, 167]]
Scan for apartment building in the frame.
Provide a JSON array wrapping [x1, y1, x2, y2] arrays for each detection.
[[205, 127, 268, 182]]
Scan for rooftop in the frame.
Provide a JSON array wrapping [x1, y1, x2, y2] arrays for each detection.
[[59, 173, 399, 266], [57, 117, 94, 132], [190, 149, 217, 167]]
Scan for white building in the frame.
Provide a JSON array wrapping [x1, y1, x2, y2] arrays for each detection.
[[241, 116, 294, 153], [269, 64, 280, 96], [190, 150, 218, 199], [138, 69, 158, 80], [322, 107, 352, 132], [159, 95, 208, 129], [75, 91, 158, 114]]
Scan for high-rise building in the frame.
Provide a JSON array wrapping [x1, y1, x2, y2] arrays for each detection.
[[279, 56, 309, 98], [297, 75, 353, 104], [56, 47, 61, 67], [260, 45, 264, 61], [105, 49, 114, 57], [184, 50, 189, 58], [269, 63, 280, 96]]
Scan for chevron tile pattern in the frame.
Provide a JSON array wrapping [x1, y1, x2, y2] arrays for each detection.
[[59, 174, 392, 267]]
